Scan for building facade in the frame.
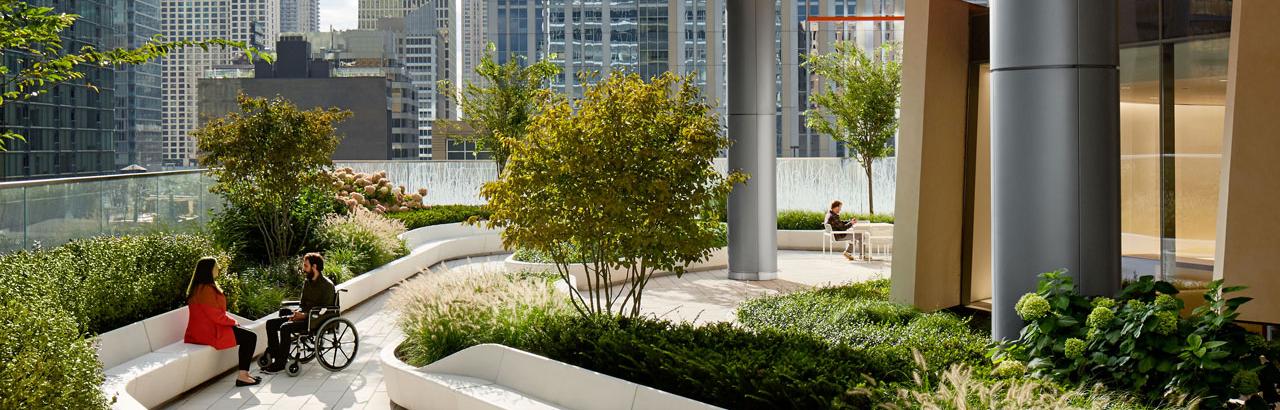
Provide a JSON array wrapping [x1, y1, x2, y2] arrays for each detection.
[[199, 37, 418, 161], [160, 0, 280, 168], [112, 0, 165, 171], [357, 0, 433, 30], [1, 0, 118, 180], [281, 0, 320, 33], [403, 8, 440, 160]]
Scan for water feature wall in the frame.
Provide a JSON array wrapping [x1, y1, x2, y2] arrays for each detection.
[[337, 158, 897, 214]]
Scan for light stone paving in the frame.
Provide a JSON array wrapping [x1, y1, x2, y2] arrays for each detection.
[[164, 251, 886, 409]]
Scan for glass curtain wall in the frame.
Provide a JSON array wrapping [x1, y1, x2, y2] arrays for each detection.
[[1118, 0, 1231, 288]]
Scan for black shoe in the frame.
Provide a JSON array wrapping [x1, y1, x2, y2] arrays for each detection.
[[260, 364, 285, 374], [236, 376, 262, 387]]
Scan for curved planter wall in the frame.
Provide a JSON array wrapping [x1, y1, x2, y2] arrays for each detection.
[[97, 223, 504, 409], [504, 248, 728, 291], [382, 340, 721, 410]]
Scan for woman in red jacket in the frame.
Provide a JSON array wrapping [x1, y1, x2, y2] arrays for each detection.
[[185, 257, 261, 387]]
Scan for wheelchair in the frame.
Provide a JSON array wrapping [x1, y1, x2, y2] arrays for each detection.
[[257, 288, 360, 377]]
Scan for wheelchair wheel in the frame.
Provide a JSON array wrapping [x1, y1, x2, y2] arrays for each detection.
[[315, 317, 359, 372], [257, 353, 272, 368], [286, 361, 301, 377], [290, 334, 316, 363]]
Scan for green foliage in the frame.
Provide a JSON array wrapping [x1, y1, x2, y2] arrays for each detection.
[[439, 43, 561, 173], [994, 272, 1280, 408], [393, 271, 571, 366], [317, 207, 408, 276], [212, 187, 338, 267], [194, 94, 351, 264], [512, 223, 727, 264], [736, 280, 991, 381], [481, 71, 745, 317], [0, 0, 268, 147], [386, 205, 491, 230], [221, 260, 300, 319], [0, 233, 229, 333], [0, 300, 109, 409], [776, 209, 895, 230], [803, 42, 901, 214]]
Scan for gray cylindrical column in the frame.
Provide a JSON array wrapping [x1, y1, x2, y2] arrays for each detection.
[[990, 0, 1121, 339], [727, 0, 778, 281]]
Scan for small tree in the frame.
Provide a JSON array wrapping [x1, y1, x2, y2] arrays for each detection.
[[481, 72, 746, 317], [439, 43, 560, 174], [0, 0, 267, 147], [804, 41, 901, 214], [194, 94, 351, 264]]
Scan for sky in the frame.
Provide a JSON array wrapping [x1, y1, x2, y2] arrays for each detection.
[[319, 0, 359, 31]]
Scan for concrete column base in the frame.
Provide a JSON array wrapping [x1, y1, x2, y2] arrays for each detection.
[[728, 271, 779, 281]]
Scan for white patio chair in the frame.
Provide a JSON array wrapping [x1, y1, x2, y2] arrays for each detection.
[[862, 224, 895, 259], [823, 223, 851, 254]]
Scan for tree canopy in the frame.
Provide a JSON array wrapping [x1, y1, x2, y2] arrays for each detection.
[[439, 43, 559, 174], [480, 71, 746, 317], [804, 41, 901, 214]]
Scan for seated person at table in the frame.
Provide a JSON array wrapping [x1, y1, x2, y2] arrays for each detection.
[[261, 252, 335, 374], [825, 200, 862, 260]]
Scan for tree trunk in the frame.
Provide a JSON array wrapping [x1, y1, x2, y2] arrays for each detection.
[[865, 162, 875, 215]]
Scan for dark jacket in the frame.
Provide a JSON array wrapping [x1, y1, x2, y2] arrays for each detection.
[[826, 211, 854, 241], [300, 274, 337, 312]]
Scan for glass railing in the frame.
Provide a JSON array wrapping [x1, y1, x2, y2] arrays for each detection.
[[0, 170, 222, 254], [0, 158, 897, 255]]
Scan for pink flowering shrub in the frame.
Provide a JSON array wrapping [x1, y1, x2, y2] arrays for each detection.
[[329, 168, 429, 214]]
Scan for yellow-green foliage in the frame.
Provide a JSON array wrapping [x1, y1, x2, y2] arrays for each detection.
[[480, 71, 746, 317]]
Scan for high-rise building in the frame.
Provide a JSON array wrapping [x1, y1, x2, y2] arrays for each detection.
[[544, 1, 726, 124], [403, 8, 439, 160], [357, 0, 433, 30], [112, 0, 164, 170], [281, 0, 320, 33], [200, 36, 419, 160], [488, 0, 545, 64], [0, 0, 118, 180], [160, 0, 280, 168]]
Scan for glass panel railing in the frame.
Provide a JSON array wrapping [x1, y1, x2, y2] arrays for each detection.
[[0, 170, 221, 254]]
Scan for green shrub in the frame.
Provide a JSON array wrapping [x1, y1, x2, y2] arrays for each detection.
[[393, 271, 571, 365], [386, 205, 491, 230], [211, 187, 337, 267], [223, 260, 300, 319], [317, 207, 408, 275], [0, 300, 109, 409], [510, 315, 891, 408], [512, 223, 727, 264], [994, 272, 1280, 408], [776, 209, 894, 230], [0, 233, 229, 334], [736, 279, 990, 380]]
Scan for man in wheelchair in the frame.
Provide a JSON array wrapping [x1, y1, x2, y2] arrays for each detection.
[[262, 252, 336, 374]]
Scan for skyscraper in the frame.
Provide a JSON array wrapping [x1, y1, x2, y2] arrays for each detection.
[[403, 7, 439, 160], [0, 0, 118, 180], [281, 0, 320, 33], [357, 0, 433, 30], [112, 0, 164, 170], [160, 0, 280, 167]]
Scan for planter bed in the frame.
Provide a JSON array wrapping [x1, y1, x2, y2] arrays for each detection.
[[503, 247, 728, 291], [97, 223, 504, 409]]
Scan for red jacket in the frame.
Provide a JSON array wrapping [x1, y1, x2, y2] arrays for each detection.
[[184, 285, 239, 350]]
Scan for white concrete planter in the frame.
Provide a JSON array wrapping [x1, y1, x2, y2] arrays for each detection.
[[503, 247, 728, 291], [382, 340, 721, 410], [97, 223, 505, 409]]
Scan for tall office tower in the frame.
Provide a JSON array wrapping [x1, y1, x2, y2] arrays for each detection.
[[0, 0, 118, 180], [455, 0, 488, 89], [487, 0, 544, 64], [403, 7, 439, 160], [281, 0, 320, 33], [358, 0, 433, 29], [779, 0, 904, 157], [544, 1, 726, 118], [160, 0, 280, 167], [112, 0, 164, 170]]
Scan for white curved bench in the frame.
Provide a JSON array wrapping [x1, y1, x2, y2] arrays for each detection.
[[383, 342, 722, 410], [98, 223, 505, 409]]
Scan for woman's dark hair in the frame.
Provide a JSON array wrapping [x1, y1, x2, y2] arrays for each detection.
[[303, 252, 324, 277], [830, 200, 843, 210], [187, 257, 222, 297]]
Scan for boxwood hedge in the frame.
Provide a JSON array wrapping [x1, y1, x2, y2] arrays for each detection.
[[386, 205, 491, 230]]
